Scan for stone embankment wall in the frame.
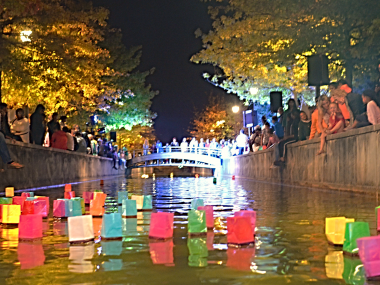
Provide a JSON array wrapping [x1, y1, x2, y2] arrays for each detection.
[[0, 141, 124, 189], [221, 124, 380, 193]]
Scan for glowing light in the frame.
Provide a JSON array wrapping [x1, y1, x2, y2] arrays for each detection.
[[141, 174, 149, 179], [20, 30, 32, 42], [232, 106, 239, 113], [249, 87, 259, 95]]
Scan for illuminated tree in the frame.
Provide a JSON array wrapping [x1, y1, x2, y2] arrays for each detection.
[[116, 125, 156, 151], [192, 0, 380, 103], [189, 95, 238, 141]]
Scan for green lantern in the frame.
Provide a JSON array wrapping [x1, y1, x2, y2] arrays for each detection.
[[188, 210, 207, 234], [343, 222, 370, 255]]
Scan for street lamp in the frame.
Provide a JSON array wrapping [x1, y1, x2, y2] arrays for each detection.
[[232, 106, 239, 113], [249, 87, 258, 95]]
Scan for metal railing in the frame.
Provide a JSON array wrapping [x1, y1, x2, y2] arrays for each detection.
[[132, 146, 222, 158]]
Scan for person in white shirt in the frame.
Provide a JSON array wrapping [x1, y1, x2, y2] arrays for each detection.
[[189, 137, 198, 153], [10, 108, 29, 143], [236, 129, 248, 155], [362, 89, 380, 125], [180, 137, 188, 152]]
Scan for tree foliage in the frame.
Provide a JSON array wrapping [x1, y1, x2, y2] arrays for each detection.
[[192, 0, 380, 104], [189, 95, 240, 141], [0, 0, 156, 130]]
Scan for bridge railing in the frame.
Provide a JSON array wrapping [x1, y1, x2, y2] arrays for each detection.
[[132, 146, 222, 158]]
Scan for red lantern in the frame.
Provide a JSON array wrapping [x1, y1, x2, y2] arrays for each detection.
[[234, 210, 256, 234], [19, 214, 43, 240], [227, 216, 254, 245], [64, 184, 72, 192], [13, 196, 27, 211], [22, 201, 34, 215], [21, 193, 30, 199], [232, 175, 235, 180], [83, 192, 94, 204], [149, 212, 174, 239], [64, 191, 75, 199]]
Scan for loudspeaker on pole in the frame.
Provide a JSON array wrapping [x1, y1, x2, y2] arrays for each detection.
[[270, 91, 283, 113], [308, 54, 330, 86]]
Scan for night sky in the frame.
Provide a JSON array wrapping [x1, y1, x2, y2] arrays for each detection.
[[92, 0, 239, 142]]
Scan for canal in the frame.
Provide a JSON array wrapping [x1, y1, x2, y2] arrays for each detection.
[[0, 176, 378, 285]]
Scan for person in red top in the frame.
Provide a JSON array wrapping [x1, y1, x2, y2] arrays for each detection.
[[317, 102, 345, 155], [51, 129, 68, 150]]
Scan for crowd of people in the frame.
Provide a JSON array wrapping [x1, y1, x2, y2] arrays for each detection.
[[0, 103, 130, 170]]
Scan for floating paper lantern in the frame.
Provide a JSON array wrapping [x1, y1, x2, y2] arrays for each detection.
[[187, 237, 208, 267], [33, 200, 48, 218], [68, 215, 94, 243], [117, 191, 128, 205], [2, 204, 21, 224], [227, 216, 254, 245], [83, 192, 94, 205], [234, 210, 256, 234], [22, 201, 34, 215], [21, 192, 34, 198], [198, 206, 214, 229], [71, 198, 82, 217], [52, 200, 64, 218], [325, 217, 355, 245], [325, 251, 344, 279], [149, 240, 174, 265], [188, 210, 207, 235], [92, 217, 103, 237], [232, 175, 235, 180], [72, 197, 85, 214], [213, 177, 217, 184], [64, 191, 75, 199], [19, 214, 43, 240], [131, 195, 144, 210], [0, 197, 12, 204], [357, 236, 380, 278], [64, 184, 72, 192], [5, 187, 14, 197], [90, 193, 106, 217], [12, 196, 26, 211], [36, 197, 50, 216], [149, 212, 174, 239], [100, 213, 122, 240], [191, 199, 204, 210], [376, 206, 380, 232], [142, 195, 152, 211], [343, 222, 370, 255], [121, 199, 137, 218], [18, 243, 45, 269], [226, 247, 256, 271]]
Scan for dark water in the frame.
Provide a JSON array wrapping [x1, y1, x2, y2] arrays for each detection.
[[0, 176, 379, 285]]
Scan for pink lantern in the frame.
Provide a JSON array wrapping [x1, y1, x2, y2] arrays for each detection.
[[19, 214, 43, 240], [64, 191, 75, 199], [149, 212, 174, 239], [377, 207, 380, 232], [13, 196, 27, 211], [227, 216, 254, 245], [64, 184, 72, 192], [36, 197, 49, 216], [83, 192, 94, 204], [357, 236, 380, 278], [18, 243, 45, 269], [198, 206, 214, 229], [227, 247, 256, 271], [33, 200, 48, 218], [53, 200, 66, 218], [234, 210, 256, 234], [149, 240, 174, 265]]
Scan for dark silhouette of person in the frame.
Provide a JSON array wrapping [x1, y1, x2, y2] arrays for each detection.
[[30, 104, 46, 145]]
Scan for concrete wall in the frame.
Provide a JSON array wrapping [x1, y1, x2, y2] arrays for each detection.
[[221, 124, 380, 193], [0, 141, 124, 189]]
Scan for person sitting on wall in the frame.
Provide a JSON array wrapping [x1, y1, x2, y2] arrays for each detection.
[[272, 115, 284, 140], [298, 111, 311, 141], [267, 128, 279, 148], [262, 122, 271, 147], [249, 125, 262, 152], [10, 108, 29, 143], [310, 95, 330, 140], [51, 128, 68, 151], [347, 89, 380, 129], [317, 102, 345, 155], [282, 99, 300, 139]]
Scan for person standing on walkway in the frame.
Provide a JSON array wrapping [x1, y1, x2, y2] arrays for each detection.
[[30, 104, 46, 145], [47, 112, 60, 146], [236, 129, 248, 155], [143, 139, 149, 155]]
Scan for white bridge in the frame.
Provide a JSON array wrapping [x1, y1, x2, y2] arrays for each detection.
[[129, 147, 222, 169]]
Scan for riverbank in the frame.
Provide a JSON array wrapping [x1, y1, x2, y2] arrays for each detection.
[[221, 124, 380, 194], [0, 140, 124, 189]]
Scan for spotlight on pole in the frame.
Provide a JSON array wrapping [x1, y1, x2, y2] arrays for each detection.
[[232, 106, 240, 113]]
